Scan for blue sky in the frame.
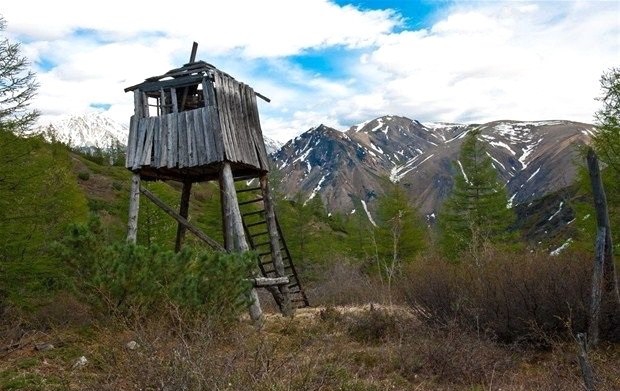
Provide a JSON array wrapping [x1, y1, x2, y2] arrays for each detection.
[[2, 0, 619, 141]]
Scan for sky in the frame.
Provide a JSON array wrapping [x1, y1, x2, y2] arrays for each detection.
[[2, 0, 619, 142]]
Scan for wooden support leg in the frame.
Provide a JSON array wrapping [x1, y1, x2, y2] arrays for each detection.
[[219, 162, 264, 327], [260, 174, 293, 317], [127, 173, 141, 243], [175, 180, 193, 252]]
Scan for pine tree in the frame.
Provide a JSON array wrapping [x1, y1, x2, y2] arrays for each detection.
[[0, 16, 38, 131], [374, 183, 426, 263], [439, 129, 516, 259]]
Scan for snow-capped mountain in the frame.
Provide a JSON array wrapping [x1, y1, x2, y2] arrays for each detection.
[[32, 113, 128, 150], [273, 116, 594, 220], [264, 136, 283, 155]]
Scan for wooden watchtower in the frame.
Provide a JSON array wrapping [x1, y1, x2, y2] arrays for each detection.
[[123, 44, 308, 323]]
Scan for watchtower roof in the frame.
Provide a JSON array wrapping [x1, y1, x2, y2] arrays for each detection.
[[124, 58, 271, 182]]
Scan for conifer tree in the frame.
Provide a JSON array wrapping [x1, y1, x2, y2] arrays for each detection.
[[592, 67, 620, 177], [375, 183, 425, 263], [439, 129, 516, 259], [0, 16, 38, 131]]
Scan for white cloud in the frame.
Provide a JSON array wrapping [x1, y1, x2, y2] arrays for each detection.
[[346, 1, 620, 125], [2, 1, 618, 143]]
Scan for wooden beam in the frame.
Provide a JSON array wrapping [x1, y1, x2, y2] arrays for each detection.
[[175, 181, 193, 252], [140, 186, 224, 251], [126, 173, 141, 243], [219, 161, 264, 326], [189, 42, 198, 63], [250, 276, 289, 287]]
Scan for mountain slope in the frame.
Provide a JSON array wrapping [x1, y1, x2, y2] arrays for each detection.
[[31, 113, 128, 150], [273, 116, 594, 217]]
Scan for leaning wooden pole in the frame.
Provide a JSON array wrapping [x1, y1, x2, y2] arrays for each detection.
[[586, 148, 620, 346], [219, 162, 264, 326], [260, 174, 293, 317]]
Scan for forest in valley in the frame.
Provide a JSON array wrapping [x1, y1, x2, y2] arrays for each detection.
[[1, 16, 619, 391]]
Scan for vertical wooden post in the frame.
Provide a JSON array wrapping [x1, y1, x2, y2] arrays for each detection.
[[576, 333, 597, 391], [127, 173, 141, 243], [175, 181, 193, 252], [127, 89, 145, 243], [260, 174, 293, 317], [219, 162, 264, 326], [586, 148, 620, 346]]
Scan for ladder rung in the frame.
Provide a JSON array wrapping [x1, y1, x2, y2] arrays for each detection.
[[243, 210, 265, 217], [234, 175, 259, 182], [258, 251, 272, 257], [239, 197, 263, 206], [254, 241, 271, 247], [246, 221, 266, 228], [237, 186, 261, 193], [251, 231, 269, 238]]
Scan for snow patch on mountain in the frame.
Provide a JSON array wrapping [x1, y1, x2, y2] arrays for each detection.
[[361, 200, 377, 227]]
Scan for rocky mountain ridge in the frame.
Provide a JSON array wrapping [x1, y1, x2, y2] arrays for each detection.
[[273, 116, 595, 222]]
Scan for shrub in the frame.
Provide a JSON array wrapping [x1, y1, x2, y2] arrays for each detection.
[[346, 306, 399, 344], [93, 244, 254, 319], [77, 171, 90, 180], [402, 249, 597, 345]]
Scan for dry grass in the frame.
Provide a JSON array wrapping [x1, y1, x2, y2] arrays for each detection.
[[1, 302, 618, 391]]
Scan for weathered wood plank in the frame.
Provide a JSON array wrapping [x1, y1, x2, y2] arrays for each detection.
[[232, 80, 250, 163], [140, 187, 224, 251], [189, 110, 198, 166], [159, 110, 168, 168], [220, 73, 237, 162], [141, 117, 155, 166], [168, 113, 178, 168], [244, 87, 265, 169], [133, 118, 147, 169], [248, 86, 270, 170], [178, 112, 188, 168], [153, 114, 161, 167], [185, 111, 194, 166], [203, 78, 224, 162], [193, 108, 207, 165], [126, 115, 138, 169], [215, 72, 235, 162], [225, 76, 241, 162], [239, 83, 260, 167]]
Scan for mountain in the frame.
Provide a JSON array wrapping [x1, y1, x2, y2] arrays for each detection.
[[273, 116, 595, 222], [264, 136, 284, 155], [31, 112, 128, 150]]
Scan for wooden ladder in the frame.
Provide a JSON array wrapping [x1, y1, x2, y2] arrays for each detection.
[[234, 175, 310, 309]]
